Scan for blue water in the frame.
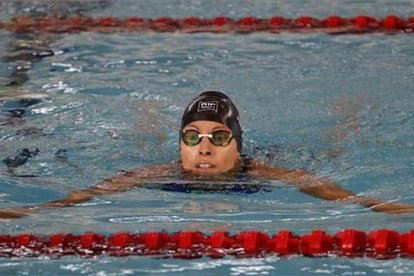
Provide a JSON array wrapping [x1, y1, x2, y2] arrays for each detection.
[[1, 0, 414, 274]]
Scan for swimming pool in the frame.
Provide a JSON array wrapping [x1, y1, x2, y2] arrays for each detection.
[[1, 0, 414, 274]]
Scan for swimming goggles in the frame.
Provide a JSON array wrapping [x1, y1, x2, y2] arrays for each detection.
[[181, 130, 234, 146]]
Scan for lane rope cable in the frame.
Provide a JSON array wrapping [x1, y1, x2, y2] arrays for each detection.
[[0, 15, 413, 34], [1, 229, 414, 258]]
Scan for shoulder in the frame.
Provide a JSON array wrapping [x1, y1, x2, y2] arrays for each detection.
[[127, 160, 179, 178], [248, 159, 289, 174], [247, 159, 303, 180], [96, 160, 179, 191]]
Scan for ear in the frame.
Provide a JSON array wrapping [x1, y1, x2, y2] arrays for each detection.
[[179, 141, 183, 153]]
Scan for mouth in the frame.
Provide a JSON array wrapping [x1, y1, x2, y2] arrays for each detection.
[[195, 162, 215, 170]]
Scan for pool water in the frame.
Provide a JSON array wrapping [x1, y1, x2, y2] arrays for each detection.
[[1, 0, 414, 274]]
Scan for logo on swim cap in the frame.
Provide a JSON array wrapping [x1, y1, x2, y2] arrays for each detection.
[[197, 101, 218, 112]]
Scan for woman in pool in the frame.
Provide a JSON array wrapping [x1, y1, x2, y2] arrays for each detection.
[[1, 91, 414, 218]]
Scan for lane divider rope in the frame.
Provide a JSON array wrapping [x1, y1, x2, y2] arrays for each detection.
[[0, 15, 413, 34], [1, 229, 414, 258]]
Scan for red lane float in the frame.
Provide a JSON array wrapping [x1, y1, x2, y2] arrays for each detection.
[[0, 15, 414, 34], [1, 229, 414, 258]]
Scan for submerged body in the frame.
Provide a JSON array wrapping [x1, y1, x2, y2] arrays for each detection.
[[2, 142, 413, 218], [1, 91, 414, 219]]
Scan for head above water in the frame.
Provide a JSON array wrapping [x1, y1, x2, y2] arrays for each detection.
[[180, 91, 243, 174], [180, 91, 243, 152]]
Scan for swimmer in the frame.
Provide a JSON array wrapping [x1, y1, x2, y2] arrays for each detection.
[[0, 89, 48, 101], [1, 91, 414, 219]]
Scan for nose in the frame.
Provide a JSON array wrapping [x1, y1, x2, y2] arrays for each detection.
[[198, 136, 213, 156]]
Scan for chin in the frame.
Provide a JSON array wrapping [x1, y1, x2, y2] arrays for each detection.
[[192, 167, 222, 174], [181, 164, 224, 174]]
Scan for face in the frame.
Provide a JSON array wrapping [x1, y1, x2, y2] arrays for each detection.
[[180, 120, 241, 174]]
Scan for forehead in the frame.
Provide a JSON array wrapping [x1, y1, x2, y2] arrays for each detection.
[[183, 120, 230, 131]]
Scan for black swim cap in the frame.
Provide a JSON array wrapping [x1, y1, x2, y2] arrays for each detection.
[[181, 91, 243, 152]]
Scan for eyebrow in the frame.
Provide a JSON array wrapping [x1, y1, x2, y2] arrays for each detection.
[[212, 126, 230, 132], [184, 124, 199, 130], [184, 125, 230, 132]]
